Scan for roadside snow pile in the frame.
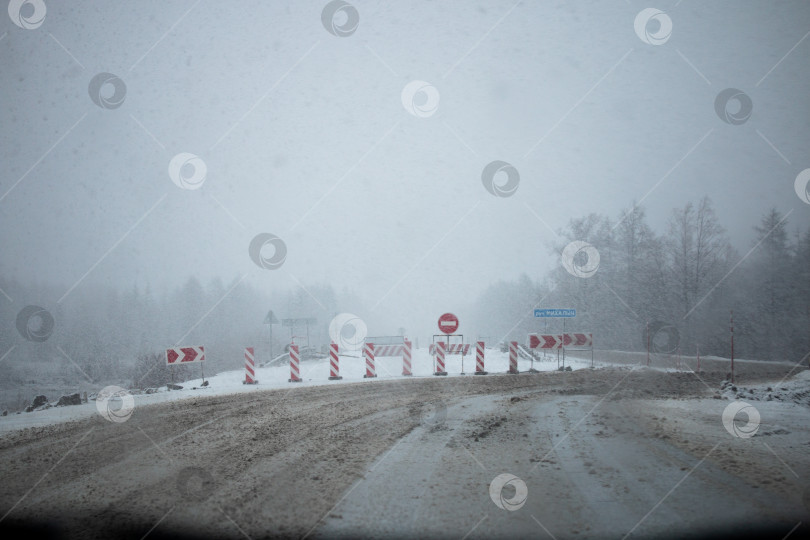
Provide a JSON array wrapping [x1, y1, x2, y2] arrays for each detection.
[[719, 369, 810, 407], [20, 392, 85, 412]]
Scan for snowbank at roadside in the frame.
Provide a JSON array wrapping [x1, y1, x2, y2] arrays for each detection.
[[719, 369, 810, 407]]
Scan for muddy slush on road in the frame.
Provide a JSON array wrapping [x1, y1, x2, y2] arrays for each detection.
[[1, 358, 809, 539]]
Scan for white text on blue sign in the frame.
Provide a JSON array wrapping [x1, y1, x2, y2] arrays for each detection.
[[534, 309, 576, 318]]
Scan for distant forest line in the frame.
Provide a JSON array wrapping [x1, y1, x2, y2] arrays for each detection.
[[1, 196, 808, 401]]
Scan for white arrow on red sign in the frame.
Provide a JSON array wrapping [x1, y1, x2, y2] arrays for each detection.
[[166, 346, 205, 365], [570, 333, 592, 347], [560, 333, 593, 347], [528, 334, 562, 349]]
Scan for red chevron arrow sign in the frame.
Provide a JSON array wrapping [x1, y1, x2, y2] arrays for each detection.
[[166, 346, 205, 364], [529, 334, 593, 349], [528, 334, 562, 349], [568, 333, 593, 347]]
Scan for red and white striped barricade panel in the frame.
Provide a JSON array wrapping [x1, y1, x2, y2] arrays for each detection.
[[429, 343, 470, 355], [288, 344, 302, 382], [364, 342, 413, 377], [508, 341, 519, 373], [433, 341, 447, 375], [363, 342, 377, 378], [402, 340, 413, 376], [166, 346, 205, 364], [373, 344, 405, 357], [475, 341, 487, 375], [243, 347, 257, 384], [328, 342, 342, 380]]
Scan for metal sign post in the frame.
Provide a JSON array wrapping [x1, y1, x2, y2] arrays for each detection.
[[436, 313, 460, 374], [282, 317, 317, 354], [534, 309, 576, 370], [264, 310, 279, 364], [431, 334, 468, 374], [166, 346, 205, 384]]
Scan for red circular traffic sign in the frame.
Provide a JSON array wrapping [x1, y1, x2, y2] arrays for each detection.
[[438, 313, 459, 334]]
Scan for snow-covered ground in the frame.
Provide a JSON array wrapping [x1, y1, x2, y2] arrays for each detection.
[[0, 347, 598, 433], [565, 348, 797, 369], [4, 345, 805, 435], [719, 369, 810, 406]]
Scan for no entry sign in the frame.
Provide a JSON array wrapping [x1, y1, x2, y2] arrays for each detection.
[[438, 313, 459, 334]]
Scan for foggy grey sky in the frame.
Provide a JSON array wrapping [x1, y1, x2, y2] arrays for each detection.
[[2, 0, 809, 339]]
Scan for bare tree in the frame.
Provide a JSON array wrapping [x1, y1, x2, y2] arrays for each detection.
[[666, 197, 733, 350]]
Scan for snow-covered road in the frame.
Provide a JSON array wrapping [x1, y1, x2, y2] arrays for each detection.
[[1, 360, 808, 539], [318, 392, 809, 538]]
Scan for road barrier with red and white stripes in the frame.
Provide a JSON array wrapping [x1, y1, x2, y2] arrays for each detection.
[[433, 341, 448, 376], [508, 341, 519, 373], [363, 341, 413, 376], [475, 341, 487, 375], [372, 344, 402, 357], [429, 343, 470, 355], [328, 342, 342, 380], [363, 342, 377, 378], [243, 347, 258, 384], [288, 344, 302, 382], [402, 339, 412, 376]]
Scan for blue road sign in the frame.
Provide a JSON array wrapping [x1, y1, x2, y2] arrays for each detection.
[[534, 308, 576, 318]]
